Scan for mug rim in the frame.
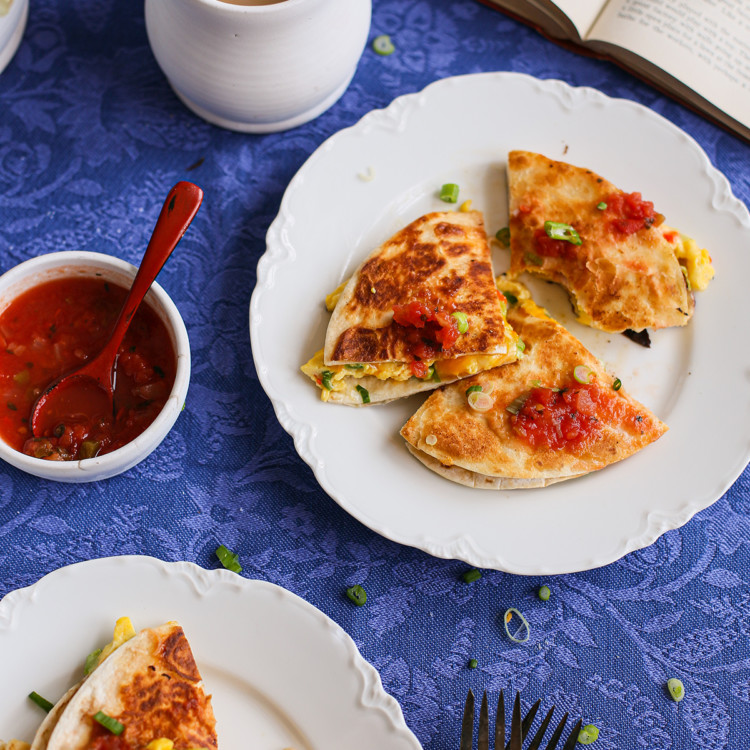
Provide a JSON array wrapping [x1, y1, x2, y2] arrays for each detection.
[[189, 0, 307, 11]]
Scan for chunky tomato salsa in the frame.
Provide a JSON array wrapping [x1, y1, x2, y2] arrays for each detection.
[[392, 299, 460, 378], [509, 379, 649, 450], [0, 276, 176, 461]]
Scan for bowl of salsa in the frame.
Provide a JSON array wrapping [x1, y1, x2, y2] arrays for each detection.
[[0, 250, 190, 482]]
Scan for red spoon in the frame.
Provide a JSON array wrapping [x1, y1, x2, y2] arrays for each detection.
[[30, 181, 204, 439]]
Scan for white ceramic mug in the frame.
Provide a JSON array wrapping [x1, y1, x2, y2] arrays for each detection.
[[144, 0, 372, 133], [0, 0, 28, 76]]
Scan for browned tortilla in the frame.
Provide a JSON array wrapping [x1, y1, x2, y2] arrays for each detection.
[[42, 622, 217, 750], [401, 280, 668, 488], [507, 150, 693, 332], [324, 210, 514, 363]]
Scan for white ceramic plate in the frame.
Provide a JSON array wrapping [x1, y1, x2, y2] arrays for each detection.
[[250, 72, 750, 575], [0, 556, 420, 749]]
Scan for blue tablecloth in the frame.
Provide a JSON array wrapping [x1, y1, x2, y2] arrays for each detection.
[[2, 2, 750, 748]]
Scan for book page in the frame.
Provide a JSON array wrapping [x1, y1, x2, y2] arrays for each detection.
[[588, 0, 750, 126], [546, 0, 608, 37]]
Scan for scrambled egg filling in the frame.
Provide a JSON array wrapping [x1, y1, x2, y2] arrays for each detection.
[[671, 231, 714, 291], [96, 616, 137, 666], [301, 349, 512, 401]]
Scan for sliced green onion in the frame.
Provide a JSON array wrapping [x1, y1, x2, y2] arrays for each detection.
[[216, 544, 242, 573], [516, 340, 525, 353], [577, 724, 599, 744], [573, 365, 593, 384], [94, 711, 125, 735], [501, 291, 518, 305], [544, 220, 582, 245], [596, 201, 607, 210], [451, 311, 469, 333], [429, 366, 441, 383], [356, 385, 370, 403], [612, 378, 622, 391], [372, 34, 395, 56], [28, 691, 54, 712], [538, 585, 551, 601], [503, 607, 530, 643], [468, 390, 493, 412], [667, 677, 685, 702], [468, 658, 478, 669], [346, 584, 367, 606], [524, 251, 543, 266], [320, 370, 334, 390], [344, 363, 364, 370], [531, 379, 542, 388], [462, 568, 482, 583], [465, 384, 483, 397], [505, 392, 529, 416], [84, 647, 103, 675], [440, 183, 460, 203], [680, 265, 692, 290], [495, 227, 511, 247]]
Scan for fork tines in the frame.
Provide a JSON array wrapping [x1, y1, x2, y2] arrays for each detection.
[[460, 689, 583, 750]]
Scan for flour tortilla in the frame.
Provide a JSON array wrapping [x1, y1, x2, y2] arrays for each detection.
[[507, 150, 693, 332], [42, 622, 217, 750], [324, 210, 514, 363], [401, 279, 668, 488]]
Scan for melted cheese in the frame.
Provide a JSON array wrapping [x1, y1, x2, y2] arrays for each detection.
[[146, 741, 174, 750]]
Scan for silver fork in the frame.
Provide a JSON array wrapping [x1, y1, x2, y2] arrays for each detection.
[[460, 689, 583, 750]]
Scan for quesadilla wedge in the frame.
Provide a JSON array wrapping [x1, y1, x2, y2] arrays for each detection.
[[506, 150, 713, 333], [401, 279, 668, 489], [302, 210, 519, 404], [38, 620, 217, 750]]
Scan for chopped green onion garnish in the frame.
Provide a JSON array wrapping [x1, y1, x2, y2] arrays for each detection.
[[680, 265, 692, 290], [440, 183, 460, 203], [346, 584, 367, 606], [501, 291, 518, 305], [505, 392, 529, 415], [516, 340, 526, 354], [667, 678, 685, 702], [613, 378, 622, 391], [84, 648, 103, 675], [320, 370, 334, 390], [538, 585, 551, 601], [495, 227, 511, 247], [356, 385, 370, 403], [596, 201, 607, 210], [429, 366, 441, 383], [465, 385, 483, 397], [503, 607, 530, 643], [468, 658, 478, 669], [216, 544, 242, 573], [577, 724, 599, 744], [544, 220, 582, 245], [462, 568, 482, 583], [344, 363, 364, 370], [372, 34, 395, 56], [94, 711, 125, 735], [531, 379, 542, 387], [573, 364, 593, 384], [524, 251, 543, 266], [28, 691, 54, 712], [451, 311, 469, 333]]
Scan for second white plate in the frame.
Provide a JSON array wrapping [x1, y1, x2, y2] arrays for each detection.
[[0, 556, 420, 748], [251, 72, 750, 575]]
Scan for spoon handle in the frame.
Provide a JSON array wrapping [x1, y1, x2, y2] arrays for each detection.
[[101, 181, 204, 364]]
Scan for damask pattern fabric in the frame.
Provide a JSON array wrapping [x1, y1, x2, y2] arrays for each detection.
[[1, 1, 749, 749]]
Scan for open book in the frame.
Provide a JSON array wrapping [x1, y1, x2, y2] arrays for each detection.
[[478, 0, 750, 143]]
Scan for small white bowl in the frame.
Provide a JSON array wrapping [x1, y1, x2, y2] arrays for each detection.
[[144, 0, 371, 133], [0, 251, 190, 482]]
